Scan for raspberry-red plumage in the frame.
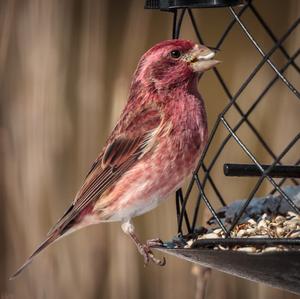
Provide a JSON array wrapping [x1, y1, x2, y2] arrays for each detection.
[[11, 39, 215, 278]]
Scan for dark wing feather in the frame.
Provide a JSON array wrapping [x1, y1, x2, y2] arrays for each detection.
[[48, 106, 162, 235], [85, 153, 104, 177], [102, 136, 145, 168]]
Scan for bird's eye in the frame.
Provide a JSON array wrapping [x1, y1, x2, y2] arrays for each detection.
[[170, 50, 182, 59]]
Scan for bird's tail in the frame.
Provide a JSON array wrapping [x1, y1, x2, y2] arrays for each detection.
[[9, 230, 61, 280]]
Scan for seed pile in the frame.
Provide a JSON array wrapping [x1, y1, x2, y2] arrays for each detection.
[[185, 211, 300, 253]]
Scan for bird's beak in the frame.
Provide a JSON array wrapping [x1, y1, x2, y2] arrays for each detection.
[[185, 45, 221, 72]]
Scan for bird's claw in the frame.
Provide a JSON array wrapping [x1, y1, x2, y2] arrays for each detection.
[[148, 252, 166, 266], [146, 238, 165, 248], [138, 242, 166, 266]]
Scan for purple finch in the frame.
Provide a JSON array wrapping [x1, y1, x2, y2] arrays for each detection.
[[11, 39, 219, 278]]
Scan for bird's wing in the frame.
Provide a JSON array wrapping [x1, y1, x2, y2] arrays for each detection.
[[48, 106, 162, 234]]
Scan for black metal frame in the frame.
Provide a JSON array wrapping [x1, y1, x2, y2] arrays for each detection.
[[148, 0, 300, 240], [145, 0, 245, 10]]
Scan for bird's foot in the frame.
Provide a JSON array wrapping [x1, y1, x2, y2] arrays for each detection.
[[137, 242, 166, 266], [122, 221, 166, 266]]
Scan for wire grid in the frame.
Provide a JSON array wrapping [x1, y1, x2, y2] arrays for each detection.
[[171, 1, 300, 238]]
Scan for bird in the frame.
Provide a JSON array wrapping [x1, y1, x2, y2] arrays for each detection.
[[10, 39, 219, 279]]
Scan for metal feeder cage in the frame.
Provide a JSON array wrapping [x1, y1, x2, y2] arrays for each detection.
[[145, 0, 300, 294]]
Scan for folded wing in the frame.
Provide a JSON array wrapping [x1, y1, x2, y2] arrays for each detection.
[[49, 106, 162, 234]]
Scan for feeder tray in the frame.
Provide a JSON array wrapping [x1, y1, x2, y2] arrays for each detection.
[[156, 242, 300, 295]]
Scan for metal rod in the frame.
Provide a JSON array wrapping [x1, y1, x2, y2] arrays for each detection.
[[175, 8, 186, 38], [229, 6, 300, 100], [173, 8, 193, 234], [203, 164, 226, 207], [216, 3, 249, 49], [248, 2, 300, 73], [177, 178, 196, 233], [187, 9, 204, 43], [172, 9, 178, 39], [177, 188, 192, 233], [175, 189, 182, 234], [270, 158, 300, 194], [226, 173, 265, 236], [224, 164, 300, 178], [191, 192, 203, 232], [194, 173, 228, 235]]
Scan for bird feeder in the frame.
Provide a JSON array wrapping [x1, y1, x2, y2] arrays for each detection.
[[145, 0, 300, 294]]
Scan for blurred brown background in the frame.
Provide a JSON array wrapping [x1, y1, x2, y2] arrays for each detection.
[[1, 0, 299, 298]]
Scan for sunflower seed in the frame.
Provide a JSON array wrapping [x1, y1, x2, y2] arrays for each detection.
[[236, 229, 247, 238], [247, 219, 256, 226], [263, 247, 279, 252], [237, 247, 256, 253], [200, 233, 219, 239]]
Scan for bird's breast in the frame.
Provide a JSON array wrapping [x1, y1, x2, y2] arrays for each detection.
[[93, 92, 208, 221], [161, 93, 207, 161]]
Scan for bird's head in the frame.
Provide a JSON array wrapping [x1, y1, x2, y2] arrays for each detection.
[[132, 39, 220, 91]]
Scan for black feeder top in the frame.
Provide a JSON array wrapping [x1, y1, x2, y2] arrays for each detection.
[[145, 0, 245, 10]]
